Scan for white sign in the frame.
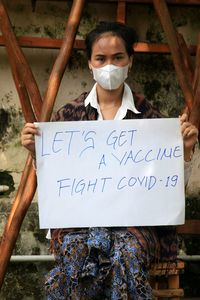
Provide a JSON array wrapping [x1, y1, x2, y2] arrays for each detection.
[[35, 118, 185, 229]]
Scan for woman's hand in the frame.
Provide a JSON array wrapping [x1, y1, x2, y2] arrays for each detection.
[[180, 113, 199, 161], [21, 123, 38, 157]]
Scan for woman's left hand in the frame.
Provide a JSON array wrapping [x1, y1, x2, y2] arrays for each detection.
[[180, 113, 199, 161]]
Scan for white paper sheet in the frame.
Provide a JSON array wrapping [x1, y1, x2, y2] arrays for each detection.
[[35, 118, 185, 229]]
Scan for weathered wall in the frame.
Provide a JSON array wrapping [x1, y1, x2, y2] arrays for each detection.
[[0, 0, 200, 299]]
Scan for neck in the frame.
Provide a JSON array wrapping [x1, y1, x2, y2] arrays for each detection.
[[95, 83, 124, 120], [96, 83, 124, 108]]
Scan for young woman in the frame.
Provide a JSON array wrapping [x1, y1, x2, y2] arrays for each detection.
[[21, 22, 198, 299]]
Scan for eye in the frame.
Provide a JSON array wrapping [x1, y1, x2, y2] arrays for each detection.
[[95, 56, 105, 62], [115, 55, 123, 60]]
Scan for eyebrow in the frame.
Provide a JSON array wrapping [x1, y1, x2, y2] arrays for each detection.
[[94, 52, 125, 57]]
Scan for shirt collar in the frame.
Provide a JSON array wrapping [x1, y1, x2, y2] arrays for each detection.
[[84, 83, 140, 120]]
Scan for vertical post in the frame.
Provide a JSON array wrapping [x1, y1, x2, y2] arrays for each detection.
[[153, 0, 194, 110], [193, 34, 200, 92], [40, 0, 86, 122], [168, 275, 180, 300], [117, 0, 126, 24], [176, 32, 194, 86], [0, 0, 42, 120]]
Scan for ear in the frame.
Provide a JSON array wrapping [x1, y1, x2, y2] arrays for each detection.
[[88, 60, 92, 72], [129, 55, 133, 69]]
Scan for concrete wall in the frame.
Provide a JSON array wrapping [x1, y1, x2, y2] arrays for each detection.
[[0, 1, 200, 299]]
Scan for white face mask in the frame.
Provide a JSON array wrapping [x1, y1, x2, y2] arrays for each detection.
[[91, 64, 129, 90]]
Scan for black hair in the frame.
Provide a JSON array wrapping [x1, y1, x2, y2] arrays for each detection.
[[85, 21, 138, 59]]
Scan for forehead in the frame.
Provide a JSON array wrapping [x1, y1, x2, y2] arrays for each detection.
[[91, 33, 127, 55]]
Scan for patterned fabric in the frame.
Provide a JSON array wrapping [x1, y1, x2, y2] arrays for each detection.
[[45, 90, 178, 299], [45, 228, 159, 300]]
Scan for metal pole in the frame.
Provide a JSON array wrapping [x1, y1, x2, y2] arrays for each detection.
[[9, 254, 200, 263]]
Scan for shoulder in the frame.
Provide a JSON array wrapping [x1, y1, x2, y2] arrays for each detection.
[[133, 91, 164, 119], [51, 92, 89, 121]]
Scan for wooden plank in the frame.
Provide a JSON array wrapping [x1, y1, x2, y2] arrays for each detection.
[[116, 0, 126, 24], [177, 220, 200, 234], [135, 42, 196, 55], [151, 261, 184, 270], [150, 261, 184, 276], [0, 35, 84, 49], [34, 0, 200, 5], [193, 33, 200, 92], [168, 275, 180, 300], [150, 269, 182, 276], [153, 288, 184, 297], [177, 32, 194, 85], [153, 0, 194, 111], [0, 4, 42, 121], [189, 33, 200, 128], [0, 35, 197, 55]]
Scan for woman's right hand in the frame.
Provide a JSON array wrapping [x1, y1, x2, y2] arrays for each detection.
[[21, 123, 38, 157]]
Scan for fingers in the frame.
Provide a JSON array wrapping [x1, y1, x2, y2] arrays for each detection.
[[22, 134, 35, 144], [21, 123, 39, 154], [182, 126, 198, 139], [180, 115, 198, 137], [22, 123, 38, 135], [181, 121, 198, 138], [179, 113, 188, 125], [181, 122, 194, 136]]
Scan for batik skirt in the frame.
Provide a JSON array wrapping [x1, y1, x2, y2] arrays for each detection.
[[45, 227, 160, 300]]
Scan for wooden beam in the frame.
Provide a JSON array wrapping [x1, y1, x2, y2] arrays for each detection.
[[116, 0, 126, 24], [151, 261, 185, 270], [193, 33, 200, 91], [177, 219, 200, 234], [168, 275, 181, 300], [0, 35, 197, 55], [150, 261, 185, 276], [189, 34, 200, 128], [135, 41, 196, 55], [153, 288, 184, 297], [177, 32, 194, 85], [39, 0, 86, 121], [0, 35, 85, 49], [34, 0, 200, 5], [153, 0, 194, 110], [0, 1, 42, 121]]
